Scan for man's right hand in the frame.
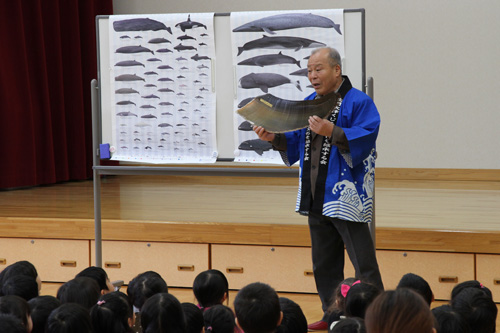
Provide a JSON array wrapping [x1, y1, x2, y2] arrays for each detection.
[[253, 126, 275, 142]]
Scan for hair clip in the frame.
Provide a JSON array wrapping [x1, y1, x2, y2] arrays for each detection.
[[97, 300, 106, 306], [341, 280, 361, 298]]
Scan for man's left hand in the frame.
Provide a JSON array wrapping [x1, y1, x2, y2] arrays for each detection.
[[308, 116, 333, 137]]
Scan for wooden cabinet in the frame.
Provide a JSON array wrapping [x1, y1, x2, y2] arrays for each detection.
[[212, 244, 316, 292], [376, 250, 475, 300], [0, 238, 90, 282], [91, 241, 209, 287], [476, 254, 500, 302]]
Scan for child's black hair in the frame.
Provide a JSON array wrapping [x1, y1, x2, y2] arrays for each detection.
[[204, 304, 236, 333], [0, 295, 31, 328], [193, 269, 229, 310], [127, 271, 168, 310], [141, 292, 186, 333], [90, 291, 134, 333], [56, 276, 101, 310], [234, 282, 281, 333], [76, 266, 112, 293], [182, 302, 204, 333], [276, 297, 307, 333], [28, 295, 61, 333], [397, 273, 433, 305], [46, 303, 93, 333]]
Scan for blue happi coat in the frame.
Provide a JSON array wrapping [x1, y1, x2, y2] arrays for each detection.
[[282, 76, 380, 223]]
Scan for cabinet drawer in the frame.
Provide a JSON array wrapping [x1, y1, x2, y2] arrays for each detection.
[[212, 244, 317, 293], [91, 241, 209, 287], [476, 254, 500, 302], [376, 250, 474, 300], [0, 238, 90, 282]]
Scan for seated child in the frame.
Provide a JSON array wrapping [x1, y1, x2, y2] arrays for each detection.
[[276, 297, 307, 333], [140, 292, 186, 333], [0, 295, 33, 332], [90, 291, 134, 333], [182, 302, 204, 333], [76, 266, 115, 295], [46, 303, 93, 333], [193, 269, 229, 311], [234, 282, 282, 333], [365, 288, 436, 333], [203, 304, 238, 333], [396, 273, 433, 306], [56, 276, 100, 310], [28, 295, 61, 333]]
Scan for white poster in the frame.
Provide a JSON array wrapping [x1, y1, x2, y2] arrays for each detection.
[[109, 13, 217, 164], [231, 9, 344, 164]]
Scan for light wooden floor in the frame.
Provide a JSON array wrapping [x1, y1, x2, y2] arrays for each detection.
[[1, 175, 499, 231]]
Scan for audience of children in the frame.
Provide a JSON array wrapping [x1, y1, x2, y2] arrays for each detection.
[[0, 260, 498, 333]]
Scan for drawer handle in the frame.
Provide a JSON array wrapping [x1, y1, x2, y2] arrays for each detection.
[[304, 270, 314, 277], [494, 279, 500, 285], [439, 276, 458, 283], [0, 258, 6, 265], [105, 262, 121, 269], [178, 265, 195, 272], [60, 260, 77, 268], [226, 267, 244, 274]]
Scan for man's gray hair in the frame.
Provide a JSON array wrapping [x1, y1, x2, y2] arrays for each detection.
[[311, 47, 342, 71]]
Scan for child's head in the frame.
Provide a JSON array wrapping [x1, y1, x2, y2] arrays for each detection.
[[0, 260, 41, 292], [328, 277, 358, 315], [0, 314, 27, 333], [90, 291, 134, 333], [1, 274, 39, 301], [343, 282, 380, 319], [450, 287, 497, 333], [431, 304, 468, 333], [234, 282, 282, 333], [330, 317, 366, 333], [46, 303, 93, 333], [365, 289, 436, 333], [76, 266, 114, 295], [127, 271, 168, 311], [0, 295, 33, 332], [56, 276, 101, 310], [204, 304, 237, 333], [28, 295, 61, 333], [276, 297, 307, 333], [182, 302, 204, 333], [193, 269, 229, 310], [141, 292, 186, 333], [451, 280, 492, 300], [396, 273, 433, 306]]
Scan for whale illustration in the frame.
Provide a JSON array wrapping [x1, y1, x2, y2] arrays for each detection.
[[191, 54, 211, 61], [174, 43, 197, 52], [115, 74, 145, 82], [115, 60, 145, 67], [148, 37, 171, 44], [238, 52, 301, 68], [238, 139, 272, 156], [239, 73, 301, 93], [237, 35, 325, 56], [113, 18, 172, 34], [175, 15, 207, 32], [289, 68, 309, 77], [232, 13, 342, 35], [116, 45, 154, 54], [115, 88, 139, 94]]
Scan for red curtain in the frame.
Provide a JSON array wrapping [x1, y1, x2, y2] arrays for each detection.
[[0, 0, 113, 188]]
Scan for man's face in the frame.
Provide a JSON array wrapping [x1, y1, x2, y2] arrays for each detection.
[[307, 49, 342, 96]]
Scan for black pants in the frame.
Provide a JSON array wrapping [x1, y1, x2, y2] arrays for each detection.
[[308, 212, 384, 320]]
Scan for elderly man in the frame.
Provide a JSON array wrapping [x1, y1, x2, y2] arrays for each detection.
[[254, 47, 383, 331]]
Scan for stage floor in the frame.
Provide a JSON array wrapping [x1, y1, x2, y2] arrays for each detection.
[[1, 175, 499, 231]]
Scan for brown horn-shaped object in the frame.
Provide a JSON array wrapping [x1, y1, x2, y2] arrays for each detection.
[[236, 91, 340, 133]]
